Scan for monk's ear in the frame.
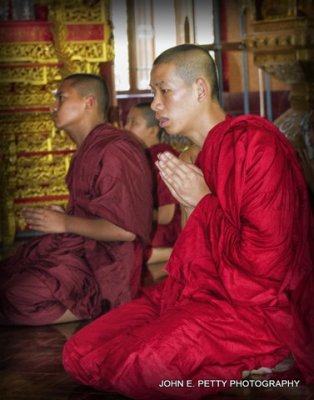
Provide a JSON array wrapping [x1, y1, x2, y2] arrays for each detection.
[[195, 78, 209, 102], [84, 95, 96, 110]]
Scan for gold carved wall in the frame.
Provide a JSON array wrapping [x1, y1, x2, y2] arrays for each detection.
[[0, 0, 113, 249]]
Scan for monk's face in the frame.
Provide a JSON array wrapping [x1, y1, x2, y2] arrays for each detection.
[[125, 107, 151, 146], [50, 80, 87, 134], [150, 63, 198, 136]]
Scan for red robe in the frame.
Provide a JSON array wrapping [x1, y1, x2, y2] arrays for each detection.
[[63, 116, 314, 399], [145, 143, 181, 259], [0, 124, 152, 325]]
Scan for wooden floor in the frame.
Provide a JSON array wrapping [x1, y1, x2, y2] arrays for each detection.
[[1, 318, 314, 399], [0, 261, 314, 399]]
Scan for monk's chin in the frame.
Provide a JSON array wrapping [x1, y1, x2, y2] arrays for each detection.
[[164, 127, 177, 136]]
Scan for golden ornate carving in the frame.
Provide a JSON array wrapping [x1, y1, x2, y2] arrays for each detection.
[[0, 110, 75, 245], [275, 109, 307, 146], [1, 112, 54, 131], [70, 42, 111, 61], [48, 0, 112, 77], [246, 2, 314, 105], [63, 0, 105, 23], [0, 93, 53, 108], [49, 1, 77, 76], [0, 66, 61, 85], [249, 0, 314, 21], [72, 61, 101, 75], [0, 43, 56, 63], [246, 30, 314, 51], [17, 133, 75, 152], [0, 198, 16, 249], [253, 59, 305, 83], [0, 83, 56, 108]]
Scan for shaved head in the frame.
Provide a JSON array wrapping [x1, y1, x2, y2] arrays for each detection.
[[153, 44, 219, 101], [133, 102, 158, 128], [63, 73, 110, 118]]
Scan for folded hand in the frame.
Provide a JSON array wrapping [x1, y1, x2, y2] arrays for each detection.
[[155, 151, 211, 209]]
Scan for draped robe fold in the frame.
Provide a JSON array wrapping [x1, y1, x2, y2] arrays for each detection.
[[63, 116, 314, 399], [0, 124, 152, 325]]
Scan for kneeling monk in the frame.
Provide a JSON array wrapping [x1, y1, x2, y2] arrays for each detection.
[[63, 46, 314, 399], [125, 102, 181, 266], [0, 73, 152, 326]]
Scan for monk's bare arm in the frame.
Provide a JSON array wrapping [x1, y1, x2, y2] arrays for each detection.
[[21, 208, 135, 242], [155, 203, 175, 225]]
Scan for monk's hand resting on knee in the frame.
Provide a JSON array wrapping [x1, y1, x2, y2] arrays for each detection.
[[44, 204, 66, 213], [156, 151, 211, 209], [21, 206, 67, 233]]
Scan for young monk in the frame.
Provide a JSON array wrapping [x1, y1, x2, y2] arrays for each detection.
[[125, 102, 181, 265], [63, 45, 314, 399], [0, 73, 152, 326]]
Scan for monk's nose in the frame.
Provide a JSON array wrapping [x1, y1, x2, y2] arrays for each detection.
[[151, 93, 163, 112]]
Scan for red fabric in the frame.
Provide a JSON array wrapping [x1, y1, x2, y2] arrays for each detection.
[[63, 116, 314, 399], [0, 124, 152, 325], [145, 143, 181, 254]]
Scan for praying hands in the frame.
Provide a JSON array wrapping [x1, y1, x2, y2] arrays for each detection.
[[155, 151, 211, 211]]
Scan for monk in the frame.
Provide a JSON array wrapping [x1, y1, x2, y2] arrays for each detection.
[[125, 102, 181, 265], [63, 45, 314, 399], [0, 73, 152, 326]]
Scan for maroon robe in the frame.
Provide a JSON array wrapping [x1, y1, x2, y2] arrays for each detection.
[[145, 143, 181, 260], [0, 124, 152, 325], [63, 116, 314, 399]]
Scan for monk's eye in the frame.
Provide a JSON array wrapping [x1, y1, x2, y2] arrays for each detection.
[[160, 89, 170, 95]]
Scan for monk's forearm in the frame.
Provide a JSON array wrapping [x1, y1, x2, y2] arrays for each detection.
[[64, 215, 136, 242], [157, 204, 175, 225]]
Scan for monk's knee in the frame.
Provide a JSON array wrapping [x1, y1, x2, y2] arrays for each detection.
[[0, 274, 65, 325], [63, 339, 79, 378], [63, 337, 104, 387], [63, 336, 91, 379]]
